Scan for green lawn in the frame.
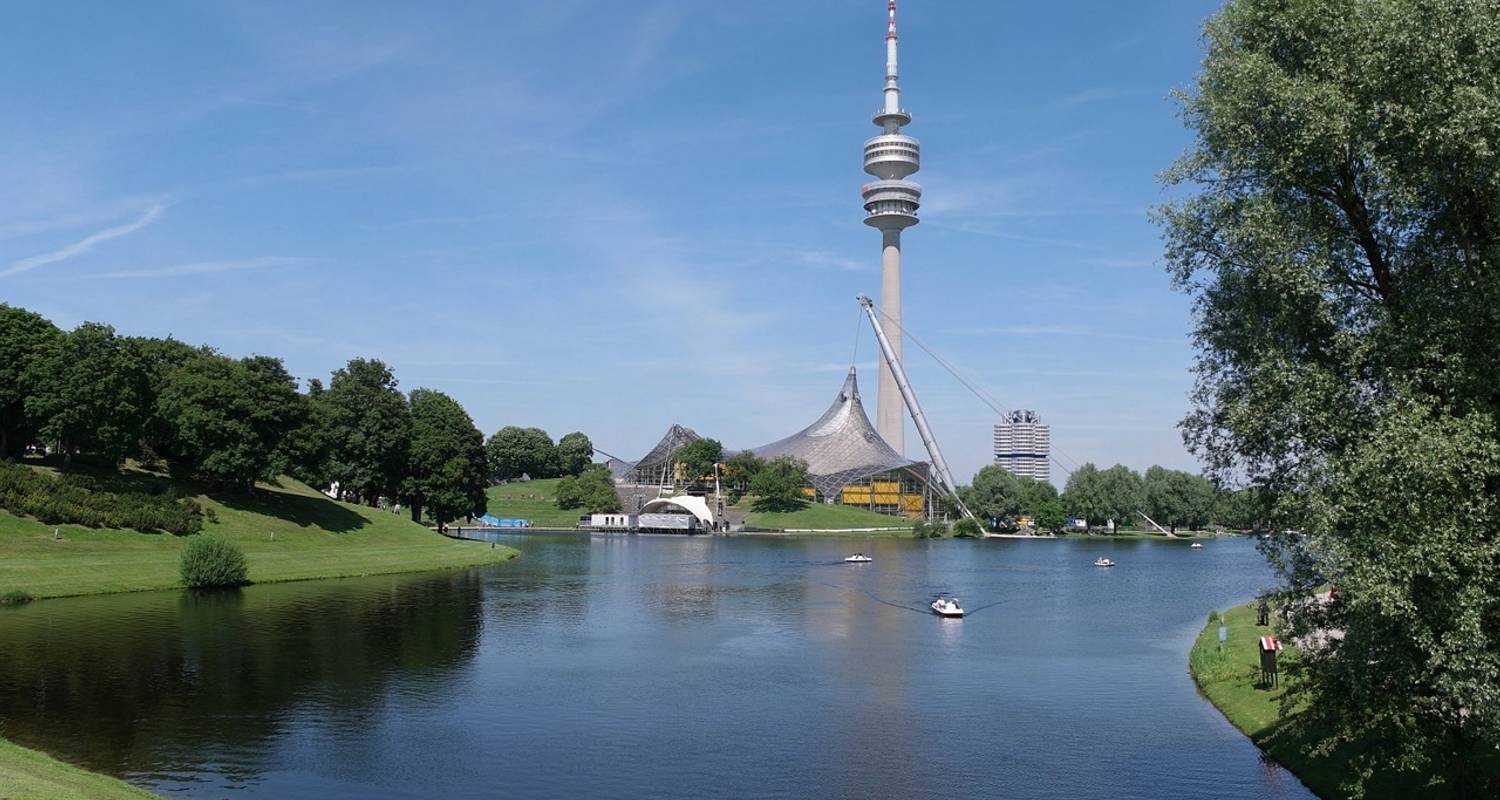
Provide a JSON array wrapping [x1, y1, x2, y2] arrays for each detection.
[[482, 478, 582, 528], [0, 468, 517, 600], [1189, 602, 1471, 800], [0, 738, 160, 800], [744, 501, 911, 531]]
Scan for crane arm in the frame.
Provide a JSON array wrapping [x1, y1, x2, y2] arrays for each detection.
[[857, 295, 979, 523]]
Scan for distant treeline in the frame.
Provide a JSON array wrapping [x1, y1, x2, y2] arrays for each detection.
[[961, 463, 1265, 533], [0, 304, 596, 527]]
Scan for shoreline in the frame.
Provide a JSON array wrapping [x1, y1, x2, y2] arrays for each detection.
[[0, 737, 162, 799]]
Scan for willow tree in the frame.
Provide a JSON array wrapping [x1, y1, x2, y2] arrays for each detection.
[[1159, 0, 1500, 795]]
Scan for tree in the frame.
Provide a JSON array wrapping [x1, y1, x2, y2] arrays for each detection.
[[0, 305, 61, 458], [1016, 477, 1060, 519], [400, 389, 488, 527], [555, 431, 594, 477], [1097, 465, 1145, 527], [675, 438, 723, 484], [1033, 498, 1067, 533], [26, 322, 147, 465], [1159, 1, 1500, 793], [158, 353, 304, 488], [324, 359, 411, 505], [556, 465, 621, 514], [1061, 464, 1106, 527], [749, 456, 809, 513], [962, 466, 1023, 528], [722, 451, 765, 496], [128, 336, 206, 464], [1144, 466, 1216, 532], [283, 379, 338, 491], [485, 426, 557, 482]]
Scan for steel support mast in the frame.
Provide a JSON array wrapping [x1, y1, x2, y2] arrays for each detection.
[[857, 295, 978, 522]]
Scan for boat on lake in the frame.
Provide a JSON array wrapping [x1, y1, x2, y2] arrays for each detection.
[[1094, 557, 1116, 567], [844, 554, 873, 563], [930, 597, 964, 617], [1190, 542, 1204, 549]]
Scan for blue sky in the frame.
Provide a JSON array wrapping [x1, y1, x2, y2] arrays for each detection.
[[0, 0, 1222, 484]]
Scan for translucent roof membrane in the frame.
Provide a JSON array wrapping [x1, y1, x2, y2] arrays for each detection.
[[749, 368, 927, 497]]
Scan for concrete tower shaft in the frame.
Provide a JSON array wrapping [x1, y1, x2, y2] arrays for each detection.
[[861, 0, 919, 454]]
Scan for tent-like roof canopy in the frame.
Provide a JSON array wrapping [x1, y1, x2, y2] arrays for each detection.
[[749, 368, 926, 497], [640, 495, 715, 526], [623, 424, 700, 483]]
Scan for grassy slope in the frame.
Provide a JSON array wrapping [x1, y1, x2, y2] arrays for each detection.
[[744, 502, 911, 531], [0, 468, 517, 599], [482, 478, 580, 528], [0, 738, 160, 800], [1189, 602, 1461, 800]]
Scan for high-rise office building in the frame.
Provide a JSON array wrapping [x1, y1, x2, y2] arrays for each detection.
[[994, 411, 1050, 482]]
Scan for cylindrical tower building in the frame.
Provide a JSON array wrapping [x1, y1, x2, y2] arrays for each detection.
[[862, 0, 920, 454]]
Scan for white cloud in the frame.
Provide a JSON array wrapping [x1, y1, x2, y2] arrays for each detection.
[[798, 250, 869, 272], [1, 204, 166, 278], [92, 256, 309, 280]]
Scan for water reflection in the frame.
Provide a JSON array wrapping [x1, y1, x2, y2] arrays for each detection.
[[0, 571, 484, 788], [0, 535, 1313, 800]]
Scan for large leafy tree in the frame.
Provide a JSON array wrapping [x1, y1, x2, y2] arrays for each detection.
[[401, 389, 488, 527], [130, 336, 211, 464], [1063, 463, 1143, 527], [749, 456, 809, 513], [675, 438, 723, 483], [1160, 0, 1500, 794], [1143, 466, 1216, 532], [485, 426, 556, 482], [158, 353, 304, 488], [325, 359, 411, 505], [555, 464, 622, 514], [555, 431, 594, 477], [283, 378, 338, 491], [0, 305, 61, 458], [26, 322, 147, 465], [962, 466, 1023, 526]]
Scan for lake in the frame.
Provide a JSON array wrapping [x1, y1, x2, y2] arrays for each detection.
[[0, 533, 1314, 799]]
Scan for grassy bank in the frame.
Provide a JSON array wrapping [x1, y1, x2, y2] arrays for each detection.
[[0, 468, 517, 600], [481, 478, 581, 528], [744, 502, 911, 531], [1189, 602, 1459, 800], [0, 737, 160, 799]]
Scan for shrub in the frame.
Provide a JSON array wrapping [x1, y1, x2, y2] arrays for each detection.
[[911, 520, 945, 539], [952, 518, 984, 538], [179, 536, 248, 588], [0, 460, 204, 535], [0, 590, 34, 606]]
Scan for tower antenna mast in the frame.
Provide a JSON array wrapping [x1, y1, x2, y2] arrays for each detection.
[[862, 0, 923, 456]]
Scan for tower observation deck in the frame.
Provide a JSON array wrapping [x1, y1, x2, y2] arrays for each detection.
[[862, 0, 920, 454]]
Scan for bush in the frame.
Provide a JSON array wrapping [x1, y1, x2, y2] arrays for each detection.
[[179, 535, 248, 588], [952, 518, 984, 538], [0, 590, 34, 606], [0, 460, 204, 535], [911, 520, 945, 539]]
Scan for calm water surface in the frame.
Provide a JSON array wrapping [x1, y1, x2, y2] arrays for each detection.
[[0, 534, 1313, 799]]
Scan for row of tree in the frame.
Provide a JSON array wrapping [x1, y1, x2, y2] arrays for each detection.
[[0, 304, 598, 529], [959, 463, 1262, 533]]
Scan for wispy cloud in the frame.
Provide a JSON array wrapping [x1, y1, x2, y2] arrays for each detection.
[[1, 204, 167, 278], [91, 256, 308, 280], [1046, 86, 1159, 111], [798, 250, 868, 272], [1081, 256, 1157, 269]]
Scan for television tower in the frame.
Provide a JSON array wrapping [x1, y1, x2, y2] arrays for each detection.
[[862, 0, 920, 454]]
